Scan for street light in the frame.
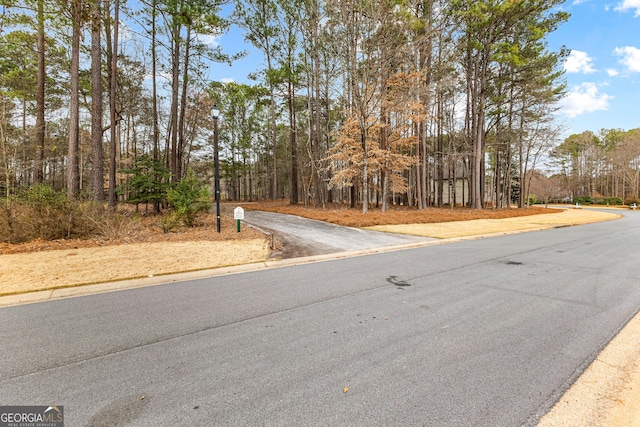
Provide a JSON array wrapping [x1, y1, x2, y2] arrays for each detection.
[[212, 104, 221, 233]]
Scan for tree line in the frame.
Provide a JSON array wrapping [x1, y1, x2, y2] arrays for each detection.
[[548, 128, 640, 205], [1, 0, 599, 214]]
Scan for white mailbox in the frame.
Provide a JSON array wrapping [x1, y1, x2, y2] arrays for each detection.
[[234, 207, 245, 220]]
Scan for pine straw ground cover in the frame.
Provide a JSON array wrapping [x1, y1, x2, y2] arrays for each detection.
[[0, 201, 555, 255], [236, 200, 557, 227]]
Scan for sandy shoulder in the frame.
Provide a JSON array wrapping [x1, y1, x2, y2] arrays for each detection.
[[538, 311, 640, 426], [364, 209, 621, 238], [0, 238, 271, 296]]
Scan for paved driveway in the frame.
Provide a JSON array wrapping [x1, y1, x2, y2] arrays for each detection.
[[243, 210, 433, 258]]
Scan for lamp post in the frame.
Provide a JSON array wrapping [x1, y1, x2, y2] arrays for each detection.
[[212, 104, 221, 233]]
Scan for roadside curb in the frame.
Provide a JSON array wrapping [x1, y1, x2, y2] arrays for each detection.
[[0, 210, 618, 308]]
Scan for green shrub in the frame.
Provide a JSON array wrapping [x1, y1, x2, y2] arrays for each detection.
[[574, 196, 624, 206], [604, 197, 623, 206], [166, 170, 212, 227], [117, 155, 171, 211], [573, 196, 592, 205]]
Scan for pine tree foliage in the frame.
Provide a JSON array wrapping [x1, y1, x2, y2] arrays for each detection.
[[1, 0, 636, 210]]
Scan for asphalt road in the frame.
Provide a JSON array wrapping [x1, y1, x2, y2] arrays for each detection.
[[1, 211, 639, 426]]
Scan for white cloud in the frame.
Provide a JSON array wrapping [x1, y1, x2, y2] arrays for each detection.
[[615, 0, 640, 16], [607, 68, 620, 76], [572, 0, 590, 4], [564, 50, 597, 74], [614, 46, 640, 72], [119, 21, 133, 41], [195, 33, 221, 48], [220, 78, 235, 84], [558, 82, 613, 118]]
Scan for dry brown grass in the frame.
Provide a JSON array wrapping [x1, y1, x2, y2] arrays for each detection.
[[0, 208, 264, 255], [0, 200, 555, 255]]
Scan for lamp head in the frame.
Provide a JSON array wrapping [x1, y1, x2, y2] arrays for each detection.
[[212, 104, 220, 119]]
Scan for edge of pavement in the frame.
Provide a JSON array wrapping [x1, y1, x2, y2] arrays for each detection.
[[1, 206, 638, 426], [0, 207, 622, 308], [0, 232, 535, 308]]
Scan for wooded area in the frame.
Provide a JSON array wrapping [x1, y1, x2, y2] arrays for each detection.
[[1, 0, 639, 215]]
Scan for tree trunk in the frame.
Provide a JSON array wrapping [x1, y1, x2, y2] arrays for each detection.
[[107, 0, 119, 210], [289, 78, 298, 204], [150, 0, 160, 212], [177, 26, 191, 181], [1, 94, 12, 201], [34, 0, 45, 185], [470, 44, 489, 210], [361, 129, 369, 214], [91, 0, 104, 201], [67, 0, 81, 198], [170, 14, 181, 182], [437, 91, 444, 207], [415, 122, 423, 209], [380, 28, 389, 213], [151, 0, 159, 160]]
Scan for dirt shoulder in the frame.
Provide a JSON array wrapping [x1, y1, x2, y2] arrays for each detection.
[[537, 312, 640, 427], [0, 239, 271, 296], [364, 207, 620, 238]]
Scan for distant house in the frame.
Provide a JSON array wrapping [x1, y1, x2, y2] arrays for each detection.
[[431, 165, 470, 207]]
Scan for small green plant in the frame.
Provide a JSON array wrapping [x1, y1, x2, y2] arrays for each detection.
[[159, 211, 181, 233], [117, 155, 172, 212], [166, 170, 212, 227]]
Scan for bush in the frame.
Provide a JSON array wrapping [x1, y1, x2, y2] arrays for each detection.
[[573, 196, 592, 205], [0, 185, 102, 243], [79, 204, 144, 240], [574, 196, 603, 205], [117, 155, 171, 211], [604, 197, 623, 206], [574, 196, 624, 206], [16, 185, 77, 240], [159, 211, 181, 233], [166, 170, 212, 227]]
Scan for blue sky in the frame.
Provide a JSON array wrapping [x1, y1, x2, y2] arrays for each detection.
[[548, 0, 640, 136], [205, 1, 640, 137]]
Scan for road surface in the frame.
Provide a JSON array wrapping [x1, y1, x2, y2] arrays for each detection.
[[1, 211, 639, 426]]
